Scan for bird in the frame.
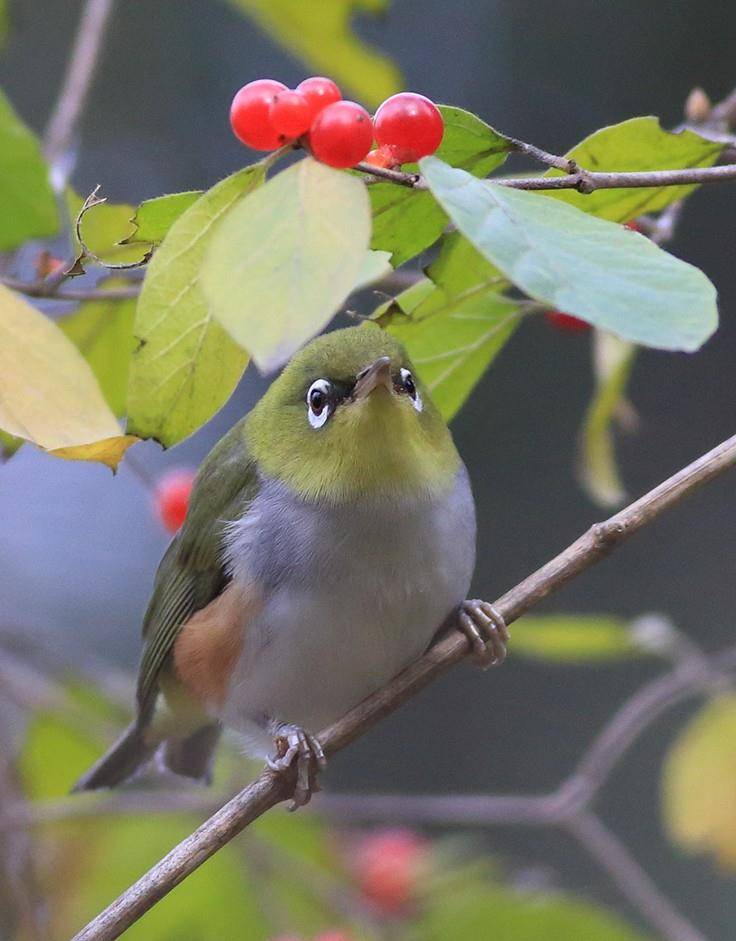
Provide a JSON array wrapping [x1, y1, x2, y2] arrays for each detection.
[[73, 323, 508, 806]]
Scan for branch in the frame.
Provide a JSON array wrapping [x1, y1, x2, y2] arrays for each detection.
[[0, 275, 140, 303], [43, 0, 118, 183], [69, 431, 736, 941], [356, 160, 736, 193]]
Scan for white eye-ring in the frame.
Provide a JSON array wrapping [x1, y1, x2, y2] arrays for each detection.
[[307, 379, 332, 429], [400, 368, 423, 412]]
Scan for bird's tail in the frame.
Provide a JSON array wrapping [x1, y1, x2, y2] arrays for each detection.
[[161, 723, 222, 784], [71, 721, 156, 792]]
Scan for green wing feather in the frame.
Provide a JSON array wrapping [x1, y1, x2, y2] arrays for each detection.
[[136, 417, 259, 717]]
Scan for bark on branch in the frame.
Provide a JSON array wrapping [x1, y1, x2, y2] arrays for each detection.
[[70, 431, 736, 941]]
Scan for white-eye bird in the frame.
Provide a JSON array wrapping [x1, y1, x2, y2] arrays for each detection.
[[74, 323, 508, 805]]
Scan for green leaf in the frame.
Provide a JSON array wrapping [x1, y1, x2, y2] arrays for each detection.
[[662, 695, 736, 870], [0, 427, 22, 458], [371, 277, 434, 326], [512, 615, 643, 662], [0, 88, 57, 249], [420, 884, 654, 941], [202, 157, 371, 372], [381, 234, 519, 420], [127, 166, 263, 446], [61, 279, 137, 417], [578, 333, 637, 507], [353, 249, 392, 292], [124, 191, 203, 245], [66, 190, 151, 266], [0, 285, 137, 468], [225, 0, 401, 107], [370, 106, 513, 265], [545, 117, 723, 221], [421, 157, 718, 352]]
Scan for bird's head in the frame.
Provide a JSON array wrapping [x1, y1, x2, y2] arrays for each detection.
[[246, 323, 460, 503]]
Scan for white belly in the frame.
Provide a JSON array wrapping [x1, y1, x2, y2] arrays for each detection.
[[222, 471, 476, 756]]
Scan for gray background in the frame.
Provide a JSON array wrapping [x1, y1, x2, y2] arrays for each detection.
[[1, 1, 735, 935]]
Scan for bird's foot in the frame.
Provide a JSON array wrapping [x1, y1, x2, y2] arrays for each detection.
[[458, 599, 509, 670], [267, 722, 327, 810]]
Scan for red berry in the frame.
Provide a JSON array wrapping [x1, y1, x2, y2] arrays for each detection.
[[363, 145, 399, 170], [230, 79, 287, 151], [155, 469, 195, 533], [313, 933, 354, 941], [269, 89, 312, 139], [624, 219, 643, 234], [309, 101, 373, 169], [544, 310, 590, 334], [373, 92, 444, 163], [296, 76, 342, 122], [353, 828, 428, 915]]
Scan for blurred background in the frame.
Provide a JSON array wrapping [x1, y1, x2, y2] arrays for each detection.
[[1, 1, 735, 939]]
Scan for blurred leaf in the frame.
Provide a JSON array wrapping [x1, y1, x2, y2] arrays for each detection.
[[202, 157, 371, 372], [61, 279, 137, 416], [578, 332, 637, 507], [419, 884, 653, 941], [124, 191, 203, 245], [0, 285, 137, 468], [370, 106, 513, 265], [371, 277, 434, 326], [127, 166, 263, 446], [0, 87, 57, 249], [224, 0, 401, 107], [662, 695, 736, 870], [0, 427, 22, 458], [353, 249, 393, 291], [545, 117, 723, 221], [421, 157, 718, 352], [512, 615, 643, 662], [66, 190, 151, 266], [384, 235, 520, 420]]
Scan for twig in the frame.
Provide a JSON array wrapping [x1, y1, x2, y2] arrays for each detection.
[[69, 431, 736, 941], [566, 812, 708, 941], [0, 275, 141, 303], [43, 0, 118, 184]]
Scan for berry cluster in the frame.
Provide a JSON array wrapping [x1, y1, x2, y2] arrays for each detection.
[[230, 77, 443, 170]]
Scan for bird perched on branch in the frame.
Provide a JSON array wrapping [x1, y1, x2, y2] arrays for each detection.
[[74, 323, 507, 806]]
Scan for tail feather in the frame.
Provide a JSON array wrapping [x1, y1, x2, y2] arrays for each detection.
[[71, 721, 156, 792], [161, 723, 222, 784]]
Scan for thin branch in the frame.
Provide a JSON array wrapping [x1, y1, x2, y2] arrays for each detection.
[[43, 0, 118, 182], [69, 431, 736, 941], [566, 812, 708, 941], [0, 276, 140, 302]]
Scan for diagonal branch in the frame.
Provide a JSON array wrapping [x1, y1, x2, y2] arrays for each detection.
[[69, 431, 736, 941]]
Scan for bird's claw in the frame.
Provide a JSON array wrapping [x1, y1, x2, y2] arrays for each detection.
[[458, 599, 509, 669], [267, 723, 327, 810]]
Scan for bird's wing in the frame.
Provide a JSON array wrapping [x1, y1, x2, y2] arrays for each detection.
[[136, 418, 259, 717]]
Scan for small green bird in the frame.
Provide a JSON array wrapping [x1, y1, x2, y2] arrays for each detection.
[[74, 323, 507, 805]]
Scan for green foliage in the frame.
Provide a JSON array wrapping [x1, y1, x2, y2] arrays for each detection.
[[578, 333, 637, 508], [127, 166, 263, 447], [662, 695, 736, 871], [224, 0, 401, 107], [124, 191, 203, 245], [202, 157, 371, 372], [0, 285, 136, 468], [370, 105, 513, 265], [512, 614, 644, 662], [418, 884, 654, 941], [381, 234, 520, 420], [66, 191, 151, 266], [545, 117, 723, 221], [0, 87, 57, 249], [61, 280, 137, 417], [421, 156, 718, 352]]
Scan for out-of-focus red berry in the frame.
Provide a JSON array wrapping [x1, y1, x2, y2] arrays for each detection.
[[230, 79, 287, 151], [373, 92, 444, 164], [309, 101, 373, 169], [363, 145, 399, 170], [269, 90, 312, 139], [35, 250, 65, 279], [155, 469, 195, 533], [353, 828, 428, 915], [296, 76, 342, 122], [544, 310, 591, 334], [313, 932, 354, 941], [624, 219, 642, 233]]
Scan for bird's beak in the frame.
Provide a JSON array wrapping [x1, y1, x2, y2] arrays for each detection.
[[352, 356, 393, 401]]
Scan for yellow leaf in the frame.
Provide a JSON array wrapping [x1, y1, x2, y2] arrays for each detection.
[[662, 695, 736, 870], [0, 286, 138, 469]]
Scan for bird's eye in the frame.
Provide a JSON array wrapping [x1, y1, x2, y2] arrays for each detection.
[[400, 368, 422, 412], [306, 379, 333, 429]]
